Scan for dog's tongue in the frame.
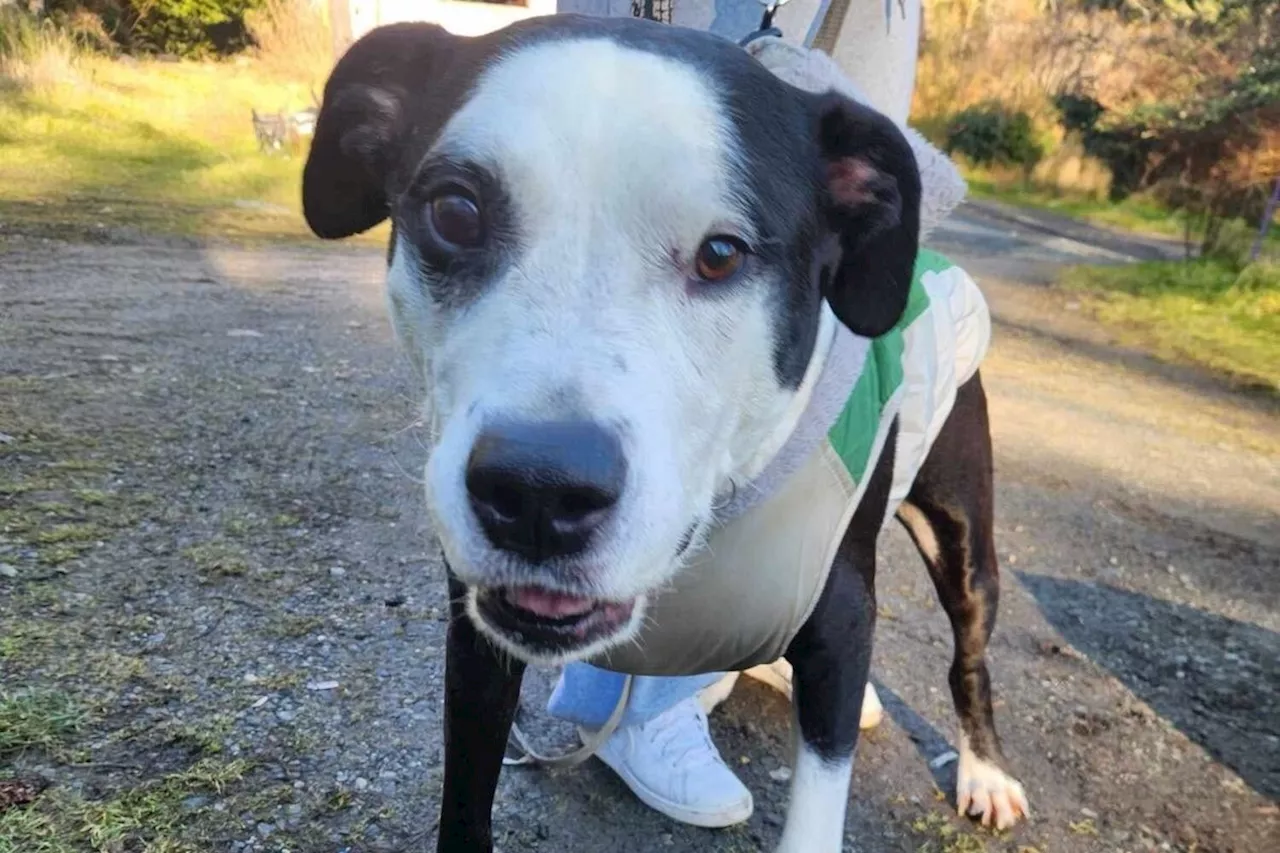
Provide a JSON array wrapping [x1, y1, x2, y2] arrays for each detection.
[[509, 587, 597, 618]]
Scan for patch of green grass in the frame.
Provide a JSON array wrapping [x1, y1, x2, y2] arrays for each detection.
[[165, 714, 235, 757], [910, 811, 990, 853], [1061, 259, 1280, 394], [963, 166, 1280, 256], [255, 671, 304, 690], [0, 757, 251, 853], [0, 52, 390, 246], [965, 170, 1186, 238], [34, 522, 103, 544], [182, 540, 250, 578], [37, 544, 83, 566], [0, 608, 151, 691], [268, 615, 324, 639], [0, 453, 143, 564], [1069, 817, 1100, 835], [0, 688, 86, 756], [71, 488, 109, 505]]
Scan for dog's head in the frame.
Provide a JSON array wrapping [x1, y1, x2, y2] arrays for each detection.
[[303, 16, 919, 664]]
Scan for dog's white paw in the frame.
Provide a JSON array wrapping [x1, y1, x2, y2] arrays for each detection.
[[956, 739, 1030, 830]]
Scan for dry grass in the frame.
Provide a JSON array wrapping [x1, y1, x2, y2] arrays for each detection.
[[912, 0, 1215, 204], [913, 0, 1207, 123], [245, 0, 335, 91], [0, 7, 81, 91]]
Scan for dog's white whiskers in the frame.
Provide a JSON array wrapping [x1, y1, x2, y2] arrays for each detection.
[[385, 453, 427, 486]]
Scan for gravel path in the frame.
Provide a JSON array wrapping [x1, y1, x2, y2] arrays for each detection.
[[1, 218, 1276, 853]]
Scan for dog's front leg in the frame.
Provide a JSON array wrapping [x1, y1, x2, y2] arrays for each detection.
[[437, 573, 525, 853], [775, 554, 875, 853], [775, 430, 894, 853]]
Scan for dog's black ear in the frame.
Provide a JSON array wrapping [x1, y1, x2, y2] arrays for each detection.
[[302, 23, 464, 239], [812, 93, 921, 338]]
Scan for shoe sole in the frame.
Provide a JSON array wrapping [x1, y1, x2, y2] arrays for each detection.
[[593, 748, 754, 829]]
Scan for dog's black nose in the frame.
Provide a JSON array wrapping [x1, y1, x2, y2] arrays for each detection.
[[465, 421, 626, 562]]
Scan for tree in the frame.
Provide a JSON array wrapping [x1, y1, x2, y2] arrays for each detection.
[[1054, 1, 1278, 256]]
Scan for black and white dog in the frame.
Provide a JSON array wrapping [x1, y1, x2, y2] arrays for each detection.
[[301, 15, 1028, 852]]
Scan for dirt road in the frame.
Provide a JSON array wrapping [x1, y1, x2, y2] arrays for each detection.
[[1, 213, 1276, 853]]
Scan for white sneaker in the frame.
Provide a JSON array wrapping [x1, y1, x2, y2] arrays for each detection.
[[585, 696, 754, 828], [744, 660, 885, 730]]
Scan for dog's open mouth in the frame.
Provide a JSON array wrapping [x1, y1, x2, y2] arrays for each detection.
[[475, 585, 637, 651]]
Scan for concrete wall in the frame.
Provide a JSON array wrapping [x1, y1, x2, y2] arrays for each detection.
[[348, 0, 557, 39]]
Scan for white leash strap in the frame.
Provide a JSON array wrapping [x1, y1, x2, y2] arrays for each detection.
[[503, 674, 634, 769]]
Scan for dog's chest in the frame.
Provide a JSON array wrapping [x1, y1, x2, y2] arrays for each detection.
[[591, 250, 992, 676]]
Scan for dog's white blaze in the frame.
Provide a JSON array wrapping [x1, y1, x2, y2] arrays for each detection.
[[775, 743, 853, 853], [389, 39, 810, 623]]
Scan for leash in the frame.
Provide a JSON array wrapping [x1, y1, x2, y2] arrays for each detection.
[[503, 675, 634, 769], [504, 0, 903, 771], [748, 0, 907, 52]]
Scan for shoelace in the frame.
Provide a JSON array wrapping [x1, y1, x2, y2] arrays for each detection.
[[642, 702, 722, 771]]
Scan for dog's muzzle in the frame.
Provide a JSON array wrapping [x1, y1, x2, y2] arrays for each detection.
[[463, 419, 635, 652]]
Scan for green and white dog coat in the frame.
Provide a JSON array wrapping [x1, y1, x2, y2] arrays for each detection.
[[591, 249, 992, 676], [583, 35, 990, 678]]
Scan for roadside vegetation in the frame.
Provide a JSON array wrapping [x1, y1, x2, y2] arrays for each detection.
[[912, 1, 1277, 391], [913, 1, 1277, 254], [0, 2, 387, 246], [1062, 259, 1280, 394]]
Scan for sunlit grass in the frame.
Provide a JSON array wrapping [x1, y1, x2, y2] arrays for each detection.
[[1061, 259, 1280, 394], [0, 52, 383, 245]]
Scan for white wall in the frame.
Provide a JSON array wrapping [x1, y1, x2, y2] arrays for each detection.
[[350, 0, 558, 39]]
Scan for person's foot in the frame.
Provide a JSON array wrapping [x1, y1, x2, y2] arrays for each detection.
[[585, 694, 753, 828], [744, 659, 885, 729]]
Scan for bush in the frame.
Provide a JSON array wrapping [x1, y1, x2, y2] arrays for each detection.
[[1232, 260, 1280, 295], [944, 102, 1045, 170], [44, 0, 264, 58], [129, 0, 263, 56]]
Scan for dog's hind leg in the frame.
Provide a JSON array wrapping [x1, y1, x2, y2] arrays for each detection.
[[774, 425, 897, 853], [436, 572, 526, 853], [896, 371, 1029, 830]]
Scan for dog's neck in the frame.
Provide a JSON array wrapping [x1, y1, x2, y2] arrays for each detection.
[[719, 307, 870, 519]]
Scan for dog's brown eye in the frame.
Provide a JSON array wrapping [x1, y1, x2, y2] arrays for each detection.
[[428, 192, 483, 249], [695, 236, 746, 282]]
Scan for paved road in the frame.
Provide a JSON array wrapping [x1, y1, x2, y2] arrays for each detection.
[[1, 214, 1275, 853], [934, 200, 1186, 283]]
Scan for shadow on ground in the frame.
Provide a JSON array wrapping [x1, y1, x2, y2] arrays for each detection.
[[1018, 573, 1280, 799]]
